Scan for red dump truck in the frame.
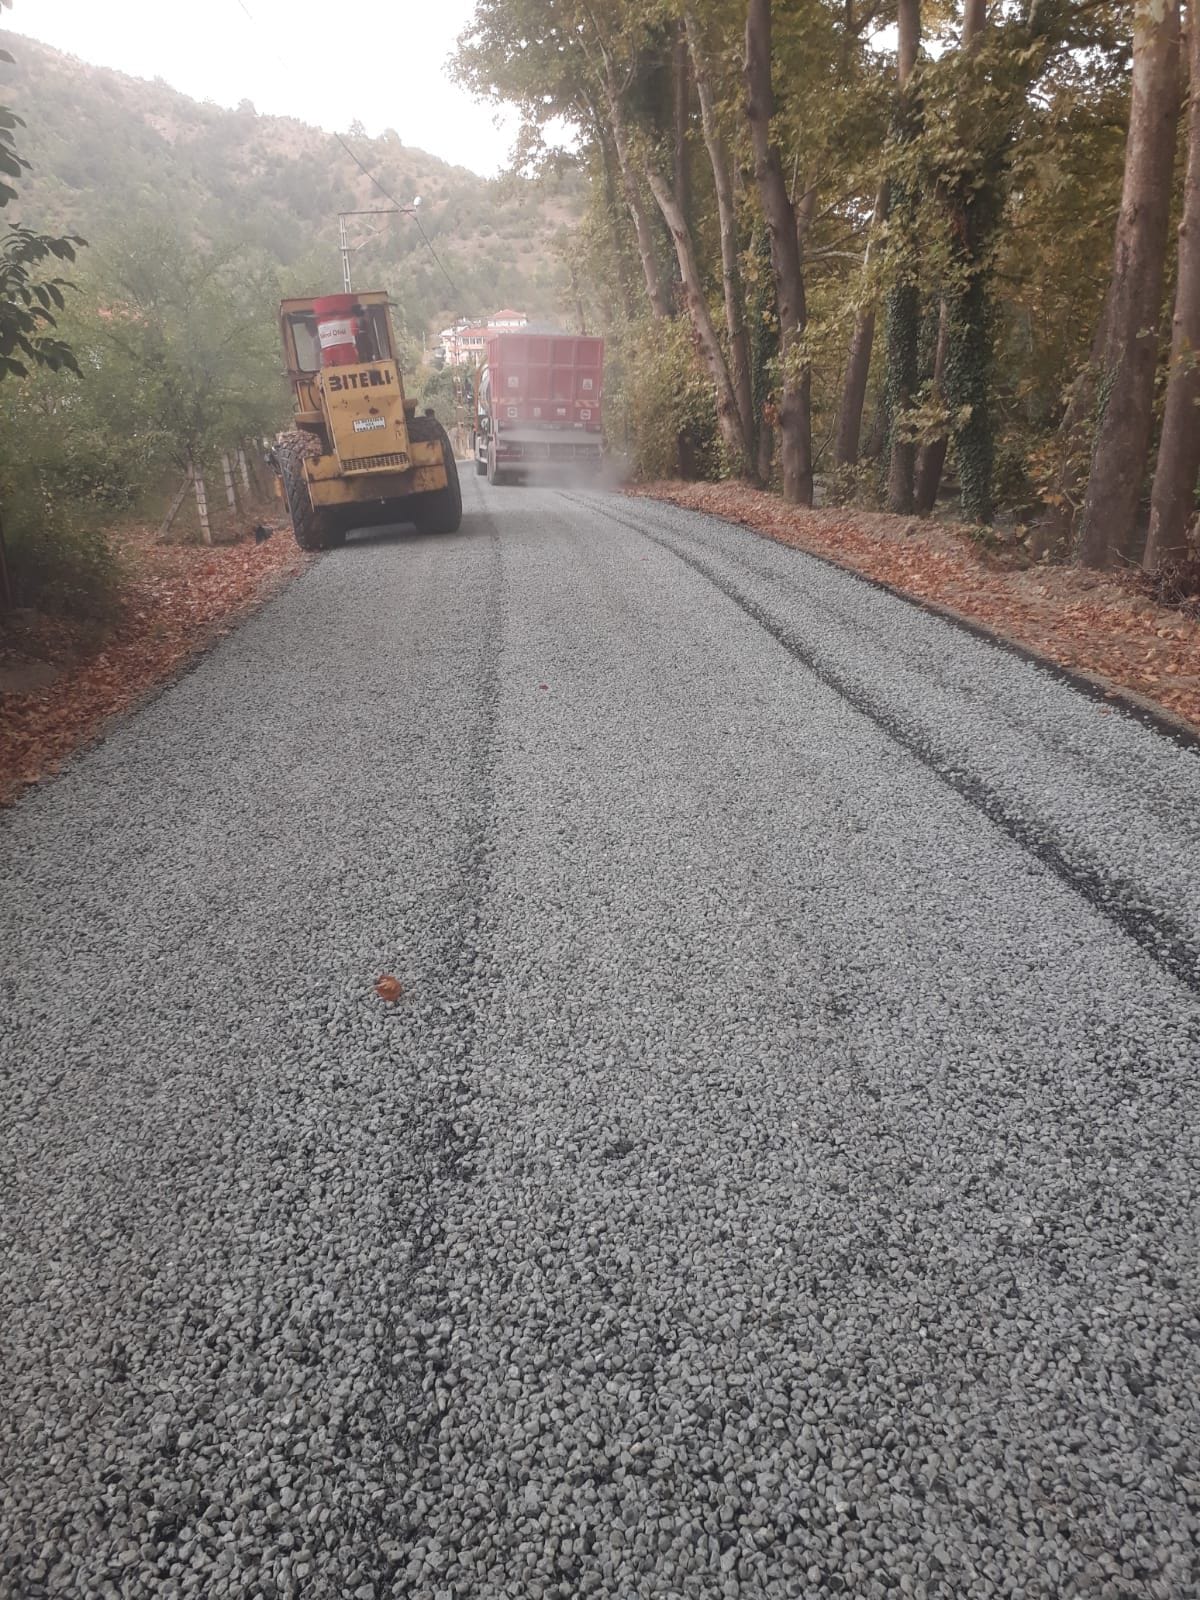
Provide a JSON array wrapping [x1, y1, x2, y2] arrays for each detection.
[[472, 331, 604, 485]]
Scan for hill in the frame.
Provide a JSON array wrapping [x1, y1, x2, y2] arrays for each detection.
[[0, 30, 584, 338]]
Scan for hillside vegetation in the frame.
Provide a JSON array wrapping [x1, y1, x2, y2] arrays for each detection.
[[0, 29, 583, 335]]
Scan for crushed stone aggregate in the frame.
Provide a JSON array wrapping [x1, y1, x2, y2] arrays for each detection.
[[2, 476, 1198, 1599]]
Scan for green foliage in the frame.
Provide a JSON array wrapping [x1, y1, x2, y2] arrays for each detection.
[[0, 276, 164, 616], [614, 317, 721, 482], [2, 204, 292, 613], [0, 482, 118, 617], [86, 213, 289, 470], [413, 362, 462, 416], [1, 19, 101, 612], [0, 221, 84, 378], [0, 374, 120, 615], [1, 33, 86, 380]]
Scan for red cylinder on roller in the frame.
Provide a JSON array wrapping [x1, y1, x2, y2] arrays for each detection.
[[314, 293, 360, 368]]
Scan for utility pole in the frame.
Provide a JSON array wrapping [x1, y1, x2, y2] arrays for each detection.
[[337, 204, 418, 294]]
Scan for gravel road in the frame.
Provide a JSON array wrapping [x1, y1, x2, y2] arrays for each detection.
[[3, 476, 1199, 1600]]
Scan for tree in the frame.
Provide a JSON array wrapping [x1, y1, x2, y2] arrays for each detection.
[[685, 3, 756, 476], [0, 28, 86, 606], [454, 0, 673, 319], [645, 160, 755, 473], [579, 7, 674, 321], [745, 0, 812, 505], [833, 178, 888, 469], [0, 42, 84, 381], [1145, 3, 1200, 574], [913, 0, 987, 516], [1077, 0, 1183, 567], [833, 0, 928, 475], [883, 0, 922, 514], [581, 2, 752, 478], [91, 216, 287, 485]]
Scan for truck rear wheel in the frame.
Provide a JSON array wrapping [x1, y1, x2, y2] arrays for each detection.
[[276, 433, 344, 552], [408, 417, 462, 534]]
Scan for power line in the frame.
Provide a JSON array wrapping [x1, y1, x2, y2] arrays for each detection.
[[229, 0, 461, 302], [411, 213, 462, 304], [332, 132, 461, 301]]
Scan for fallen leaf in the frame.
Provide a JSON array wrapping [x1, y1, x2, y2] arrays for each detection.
[[374, 975, 403, 1003]]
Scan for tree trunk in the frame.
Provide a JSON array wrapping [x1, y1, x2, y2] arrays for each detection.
[[745, 0, 813, 506], [938, 0, 1003, 524], [914, 302, 949, 512], [944, 207, 998, 525], [757, 420, 774, 483], [884, 0, 922, 513], [686, 5, 757, 473], [911, 3, 986, 515], [834, 180, 888, 467], [897, 0, 920, 79], [222, 452, 238, 516], [237, 446, 252, 498], [193, 464, 212, 546], [597, 125, 641, 324], [608, 99, 672, 320], [885, 282, 919, 513], [865, 399, 887, 460], [673, 24, 691, 230], [1077, 0, 1182, 567], [962, 0, 987, 52], [645, 165, 754, 476], [1146, 6, 1200, 572], [158, 473, 192, 540]]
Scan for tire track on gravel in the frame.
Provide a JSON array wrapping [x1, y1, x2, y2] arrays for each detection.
[[385, 492, 505, 1588], [570, 494, 1200, 996]]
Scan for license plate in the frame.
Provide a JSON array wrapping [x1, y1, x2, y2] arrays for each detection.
[[353, 416, 386, 433]]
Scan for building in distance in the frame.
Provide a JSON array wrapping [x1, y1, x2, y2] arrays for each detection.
[[439, 309, 530, 366]]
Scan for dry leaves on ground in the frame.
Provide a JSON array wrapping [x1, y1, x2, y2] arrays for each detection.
[[633, 481, 1200, 736], [0, 521, 308, 805]]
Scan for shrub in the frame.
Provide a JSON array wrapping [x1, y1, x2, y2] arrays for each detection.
[[2, 484, 119, 618], [1, 375, 125, 618], [616, 318, 721, 482]]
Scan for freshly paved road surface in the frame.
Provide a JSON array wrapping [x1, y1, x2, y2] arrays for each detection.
[[3, 476, 1199, 1600]]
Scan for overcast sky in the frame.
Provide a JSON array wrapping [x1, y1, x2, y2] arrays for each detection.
[[6, 0, 518, 175]]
